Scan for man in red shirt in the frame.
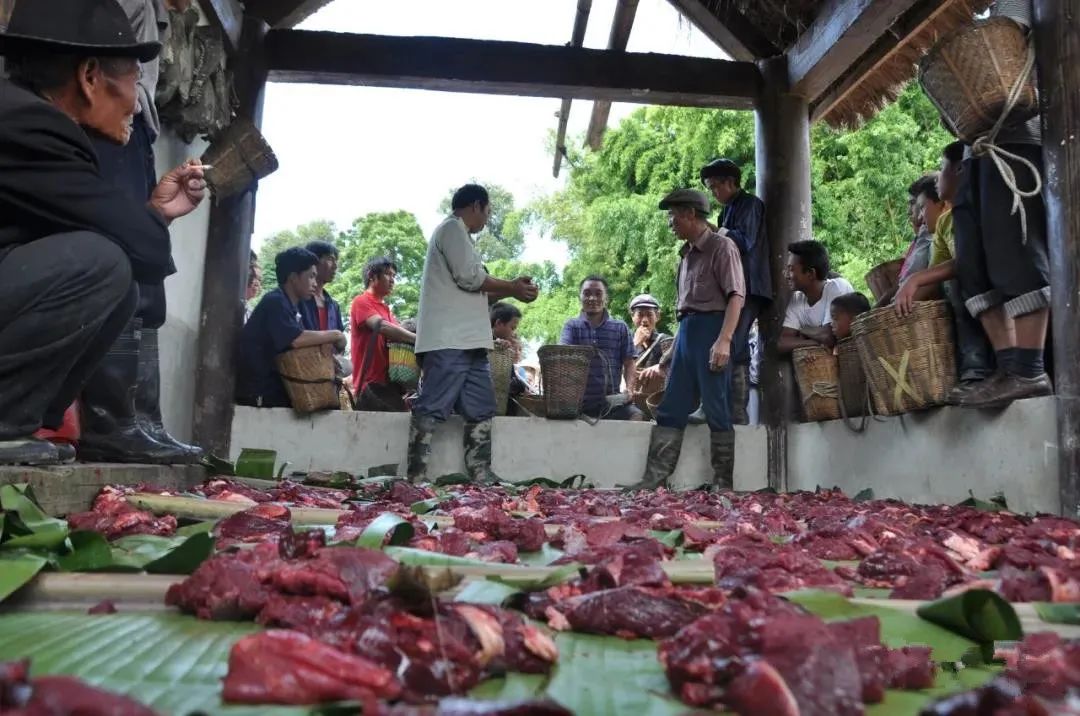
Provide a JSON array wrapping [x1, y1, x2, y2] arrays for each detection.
[[350, 256, 416, 394]]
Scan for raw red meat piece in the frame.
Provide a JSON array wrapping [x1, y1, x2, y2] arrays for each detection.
[[214, 503, 293, 549], [87, 600, 117, 615], [827, 617, 890, 703], [855, 539, 968, 590], [890, 566, 955, 600], [195, 478, 272, 504], [470, 540, 519, 563], [255, 595, 349, 630], [449, 604, 558, 675], [268, 480, 350, 508], [581, 520, 650, 548], [267, 546, 399, 605], [794, 525, 879, 561], [0, 660, 158, 715], [998, 632, 1080, 700], [885, 646, 936, 690], [66, 486, 177, 540], [722, 659, 801, 716], [334, 503, 423, 543], [556, 586, 711, 639], [409, 528, 472, 557], [710, 537, 852, 595], [222, 630, 401, 704], [387, 480, 436, 506], [452, 507, 547, 552], [918, 676, 1047, 715], [165, 542, 281, 620], [577, 541, 669, 591]]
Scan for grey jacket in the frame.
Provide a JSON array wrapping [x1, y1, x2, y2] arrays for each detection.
[[116, 0, 168, 139]]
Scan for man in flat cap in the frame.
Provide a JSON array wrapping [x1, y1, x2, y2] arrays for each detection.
[[699, 158, 771, 425], [0, 0, 205, 465], [624, 189, 745, 491]]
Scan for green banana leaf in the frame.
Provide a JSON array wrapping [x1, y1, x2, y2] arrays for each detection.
[[354, 513, 415, 549], [518, 544, 565, 566], [56, 531, 115, 572], [1033, 602, 1080, 625], [202, 453, 236, 476], [786, 590, 981, 663], [453, 579, 522, 606], [0, 484, 69, 550], [367, 463, 399, 478], [383, 548, 581, 591], [410, 497, 443, 515], [0, 551, 48, 601], [867, 665, 1002, 715], [470, 674, 548, 701], [512, 475, 591, 490], [434, 473, 473, 486], [176, 520, 216, 537], [0, 612, 303, 715], [109, 533, 215, 574], [916, 589, 1022, 645], [649, 530, 683, 548], [234, 448, 277, 479], [956, 490, 1009, 512]]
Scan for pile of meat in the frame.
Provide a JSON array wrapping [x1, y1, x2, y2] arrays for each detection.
[[921, 633, 1080, 714], [194, 477, 352, 509], [0, 659, 158, 715], [65, 486, 176, 540], [165, 539, 558, 706]]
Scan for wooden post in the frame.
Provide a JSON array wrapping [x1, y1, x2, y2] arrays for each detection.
[[754, 56, 812, 492], [1032, 0, 1080, 517], [191, 16, 268, 455]]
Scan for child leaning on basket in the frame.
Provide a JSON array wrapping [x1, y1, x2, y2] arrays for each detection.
[[490, 302, 528, 399], [829, 292, 871, 353]]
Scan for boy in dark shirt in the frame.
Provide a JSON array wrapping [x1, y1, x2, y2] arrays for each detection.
[[236, 248, 347, 408]]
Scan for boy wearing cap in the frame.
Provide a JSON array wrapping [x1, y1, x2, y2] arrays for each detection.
[[625, 189, 745, 491], [0, 0, 205, 465], [699, 159, 771, 425]]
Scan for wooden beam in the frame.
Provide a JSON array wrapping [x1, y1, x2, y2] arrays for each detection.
[[191, 17, 269, 456], [199, 0, 243, 54], [554, 0, 593, 178], [1033, 0, 1080, 517], [246, 0, 332, 28], [265, 31, 761, 109], [755, 57, 812, 491], [665, 0, 778, 61], [809, 0, 951, 122], [787, 0, 919, 101], [585, 0, 640, 150]]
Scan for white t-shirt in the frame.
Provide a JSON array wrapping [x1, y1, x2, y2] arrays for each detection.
[[783, 277, 855, 331], [415, 216, 494, 354]]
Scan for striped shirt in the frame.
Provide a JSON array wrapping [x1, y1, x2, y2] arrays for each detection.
[[560, 312, 635, 411]]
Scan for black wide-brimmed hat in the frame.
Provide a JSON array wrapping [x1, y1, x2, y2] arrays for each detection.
[[0, 0, 161, 62]]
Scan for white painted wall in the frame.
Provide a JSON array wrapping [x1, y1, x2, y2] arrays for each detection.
[[230, 396, 1061, 514], [154, 130, 211, 442], [229, 407, 769, 491]]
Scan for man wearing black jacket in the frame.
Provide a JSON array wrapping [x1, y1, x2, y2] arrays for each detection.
[[0, 0, 205, 465]]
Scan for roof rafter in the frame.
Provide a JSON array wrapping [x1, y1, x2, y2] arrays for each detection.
[[665, 0, 779, 61], [245, 0, 332, 29]]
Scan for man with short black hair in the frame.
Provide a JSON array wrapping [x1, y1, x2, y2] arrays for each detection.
[[560, 276, 641, 421], [777, 241, 854, 354], [299, 240, 344, 334], [624, 189, 745, 491], [350, 256, 415, 395], [0, 0, 205, 465], [236, 248, 347, 409], [700, 158, 771, 424], [407, 184, 539, 484]]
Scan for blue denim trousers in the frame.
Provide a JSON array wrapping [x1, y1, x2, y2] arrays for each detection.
[[657, 313, 732, 432], [413, 349, 497, 422]]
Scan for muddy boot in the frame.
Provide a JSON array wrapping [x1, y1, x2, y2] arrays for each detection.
[[0, 437, 59, 466], [78, 320, 188, 464], [710, 430, 735, 491], [135, 328, 203, 463], [406, 414, 436, 483], [464, 420, 501, 485], [731, 364, 750, 426], [623, 426, 684, 491]]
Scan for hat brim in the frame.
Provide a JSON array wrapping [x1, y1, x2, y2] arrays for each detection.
[[0, 33, 161, 63], [659, 198, 696, 210]]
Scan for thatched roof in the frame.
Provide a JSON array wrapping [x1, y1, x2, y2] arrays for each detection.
[[683, 0, 992, 128]]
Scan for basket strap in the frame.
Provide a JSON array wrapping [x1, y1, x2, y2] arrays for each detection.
[[835, 377, 867, 434], [802, 381, 839, 401], [877, 350, 923, 411], [278, 371, 337, 386], [359, 317, 384, 384], [970, 34, 1042, 243]]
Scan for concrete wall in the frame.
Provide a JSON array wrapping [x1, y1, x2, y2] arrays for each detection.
[[154, 130, 211, 442], [229, 408, 769, 491], [230, 396, 1060, 514], [787, 395, 1059, 515]]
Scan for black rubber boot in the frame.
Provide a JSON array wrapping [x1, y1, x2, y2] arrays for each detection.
[[622, 426, 684, 491], [731, 365, 750, 426], [0, 437, 59, 466], [710, 430, 735, 490], [78, 319, 190, 464], [135, 327, 203, 463]]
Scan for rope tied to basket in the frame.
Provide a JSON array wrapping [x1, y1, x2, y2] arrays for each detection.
[[969, 32, 1041, 244], [803, 381, 839, 403]]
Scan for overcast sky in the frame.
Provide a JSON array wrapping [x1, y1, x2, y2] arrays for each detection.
[[252, 0, 728, 267]]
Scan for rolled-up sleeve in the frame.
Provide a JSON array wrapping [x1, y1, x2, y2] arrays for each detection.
[[438, 222, 488, 292]]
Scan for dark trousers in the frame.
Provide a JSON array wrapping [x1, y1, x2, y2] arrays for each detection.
[[944, 280, 994, 381], [732, 296, 764, 367], [90, 114, 170, 328], [657, 313, 732, 432], [413, 349, 497, 423], [0, 233, 137, 438]]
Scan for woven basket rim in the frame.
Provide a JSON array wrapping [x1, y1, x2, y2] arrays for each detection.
[[918, 15, 1028, 79]]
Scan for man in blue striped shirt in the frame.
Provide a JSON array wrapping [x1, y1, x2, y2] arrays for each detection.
[[559, 276, 642, 420]]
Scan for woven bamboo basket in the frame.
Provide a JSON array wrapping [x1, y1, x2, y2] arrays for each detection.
[[387, 343, 419, 387], [513, 394, 547, 418], [792, 346, 841, 423], [852, 301, 957, 417], [836, 337, 866, 419], [865, 258, 904, 302], [201, 119, 279, 199], [919, 17, 1038, 145], [537, 345, 595, 420], [489, 343, 514, 417], [276, 344, 339, 414]]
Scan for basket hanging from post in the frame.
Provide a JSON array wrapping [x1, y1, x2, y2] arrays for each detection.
[[851, 301, 957, 417], [864, 258, 904, 303], [201, 119, 279, 200], [276, 344, 339, 414], [489, 343, 514, 417], [537, 345, 595, 420], [792, 346, 842, 422], [918, 16, 1039, 144]]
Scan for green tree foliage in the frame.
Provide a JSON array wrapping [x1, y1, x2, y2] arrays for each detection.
[[439, 181, 528, 262], [522, 83, 952, 343], [334, 210, 428, 319], [256, 219, 339, 294]]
